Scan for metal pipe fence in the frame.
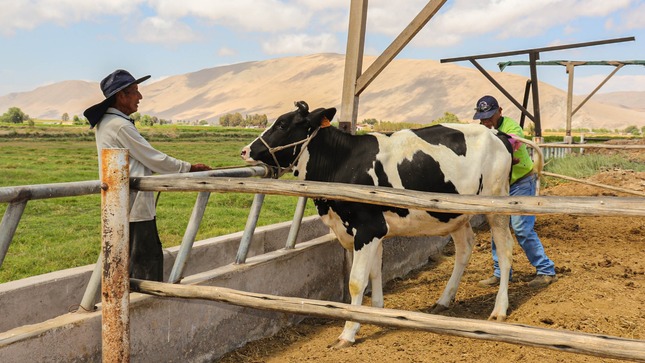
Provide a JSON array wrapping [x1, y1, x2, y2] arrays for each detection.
[[0, 164, 309, 313]]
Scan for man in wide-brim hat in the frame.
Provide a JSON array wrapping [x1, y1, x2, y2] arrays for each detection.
[[85, 69, 211, 281], [84, 69, 151, 128]]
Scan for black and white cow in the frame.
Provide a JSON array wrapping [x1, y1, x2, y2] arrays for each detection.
[[241, 101, 524, 348]]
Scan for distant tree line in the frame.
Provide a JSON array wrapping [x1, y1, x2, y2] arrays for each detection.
[[366, 112, 462, 132], [544, 125, 645, 135], [130, 112, 172, 126], [219, 113, 268, 127], [1, 107, 30, 124]]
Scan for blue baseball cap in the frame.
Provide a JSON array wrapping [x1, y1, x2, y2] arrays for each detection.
[[472, 95, 499, 120], [83, 69, 150, 128]]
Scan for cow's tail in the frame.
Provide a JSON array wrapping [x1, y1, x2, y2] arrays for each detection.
[[516, 138, 544, 196]]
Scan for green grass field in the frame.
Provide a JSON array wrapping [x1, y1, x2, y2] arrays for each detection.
[[0, 125, 318, 282]]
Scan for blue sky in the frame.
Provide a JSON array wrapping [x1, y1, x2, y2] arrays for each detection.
[[1, 0, 644, 97]]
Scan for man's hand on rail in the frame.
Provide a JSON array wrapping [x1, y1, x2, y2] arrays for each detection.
[[190, 163, 213, 172]]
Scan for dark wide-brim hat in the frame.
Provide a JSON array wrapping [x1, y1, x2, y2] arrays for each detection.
[[83, 69, 150, 128]]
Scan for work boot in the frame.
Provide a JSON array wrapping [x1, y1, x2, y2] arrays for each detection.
[[478, 276, 500, 287], [528, 274, 558, 288]]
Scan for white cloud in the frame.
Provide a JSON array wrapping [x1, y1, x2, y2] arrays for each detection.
[[610, 2, 645, 31], [399, 0, 635, 47], [217, 47, 237, 56], [146, 0, 310, 32], [0, 0, 321, 37], [0, 0, 144, 36], [131, 16, 198, 44], [262, 33, 341, 55], [364, 0, 430, 36], [295, 0, 347, 11]]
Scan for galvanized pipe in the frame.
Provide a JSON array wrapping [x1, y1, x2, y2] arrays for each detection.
[[100, 148, 131, 362], [0, 200, 27, 268], [150, 165, 270, 180], [168, 191, 211, 283], [235, 193, 265, 264], [0, 166, 267, 204], [0, 180, 101, 203], [78, 252, 102, 313], [285, 196, 308, 249]]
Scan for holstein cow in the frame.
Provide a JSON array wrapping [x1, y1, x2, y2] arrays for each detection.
[[241, 101, 534, 348]]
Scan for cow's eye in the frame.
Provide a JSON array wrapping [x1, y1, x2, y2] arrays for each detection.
[[277, 122, 288, 131]]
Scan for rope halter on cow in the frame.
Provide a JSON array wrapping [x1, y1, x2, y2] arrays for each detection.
[[257, 116, 332, 179]]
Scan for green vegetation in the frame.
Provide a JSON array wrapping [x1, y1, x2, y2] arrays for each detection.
[[0, 127, 317, 283], [0, 107, 31, 124], [544, 126, 645, 137], [368, 112, 464, 132], [543, 153, 645, 183], [219, 112, 268, 127]]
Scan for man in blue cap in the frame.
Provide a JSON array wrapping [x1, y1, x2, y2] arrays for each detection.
[[84, 69, 211, 281], [473, 95, 557, 288]]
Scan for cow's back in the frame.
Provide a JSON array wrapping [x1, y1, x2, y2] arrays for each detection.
[[369, 124, 512, 197]]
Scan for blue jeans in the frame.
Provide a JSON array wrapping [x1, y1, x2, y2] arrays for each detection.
[[491, 174, 556, 278]]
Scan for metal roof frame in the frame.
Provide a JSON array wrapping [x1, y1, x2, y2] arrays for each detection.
[[339, 0, 447, 134], [439, 37, 636, 138], [498, 60, 645, 141]]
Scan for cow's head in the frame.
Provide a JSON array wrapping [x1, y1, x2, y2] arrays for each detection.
[[240, 101, 336, 176]]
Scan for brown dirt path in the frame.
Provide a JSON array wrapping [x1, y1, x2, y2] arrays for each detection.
[[219, 151, 645, 363]]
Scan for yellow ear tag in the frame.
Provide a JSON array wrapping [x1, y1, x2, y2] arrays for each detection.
[[320, 116, 331, 128]]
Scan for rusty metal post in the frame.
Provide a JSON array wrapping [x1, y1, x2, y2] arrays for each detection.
[[100, 148, 130, 362]]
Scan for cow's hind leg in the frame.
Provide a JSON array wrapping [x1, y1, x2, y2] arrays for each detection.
[[433, 221, 475, 313], [330, 238, 382, 349], [487, 214, 514, 321]]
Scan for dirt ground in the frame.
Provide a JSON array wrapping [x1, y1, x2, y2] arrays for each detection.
[[219, 141, 645, 363]]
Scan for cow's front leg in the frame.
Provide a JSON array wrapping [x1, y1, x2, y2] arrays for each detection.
[[433, 222, 475, 312], [488, 214, 513, 321], [369, 240, 384, 309], [329, 238, 382, 349]]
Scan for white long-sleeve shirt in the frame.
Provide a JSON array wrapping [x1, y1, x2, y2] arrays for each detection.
[[95, 108, 191, 222]]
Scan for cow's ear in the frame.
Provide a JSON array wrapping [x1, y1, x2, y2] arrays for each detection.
[[322, 107, 337, 122], [307, 107, 337, 127]]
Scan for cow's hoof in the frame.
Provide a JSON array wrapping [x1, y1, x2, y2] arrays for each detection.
[[430, 303, 449, 314], [487, 314, 507, 322], [328, 339, 354, 349]]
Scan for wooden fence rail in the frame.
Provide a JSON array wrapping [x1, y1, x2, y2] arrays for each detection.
[[543, 171, 645, 197], [134, 176, 645, 216], [130, 279, 645, 362]]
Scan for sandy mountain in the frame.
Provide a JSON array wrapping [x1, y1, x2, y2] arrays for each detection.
[[1, 53, 643, 131], [0, 80, 97, 121], [592, 91, 645, 112]]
